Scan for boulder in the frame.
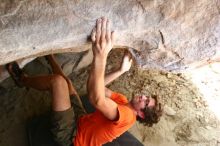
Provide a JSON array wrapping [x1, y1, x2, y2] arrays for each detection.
[[0, 0, 219, 72]]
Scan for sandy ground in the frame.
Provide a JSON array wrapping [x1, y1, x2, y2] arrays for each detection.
[[0, 50, 219, 146]]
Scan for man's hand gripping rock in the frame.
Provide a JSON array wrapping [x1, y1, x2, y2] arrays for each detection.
[[91, 17, 115, 59]]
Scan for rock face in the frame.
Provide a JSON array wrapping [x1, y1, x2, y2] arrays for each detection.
[[0, 0, 219, 71]]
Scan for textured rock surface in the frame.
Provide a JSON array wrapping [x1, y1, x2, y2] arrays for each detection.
[[0, 0, 219, 71]]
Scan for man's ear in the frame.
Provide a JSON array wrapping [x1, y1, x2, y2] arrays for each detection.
[[137, 111, 145, 119]]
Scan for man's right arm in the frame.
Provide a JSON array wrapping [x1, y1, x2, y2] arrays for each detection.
[[87, 17, 118, 121]]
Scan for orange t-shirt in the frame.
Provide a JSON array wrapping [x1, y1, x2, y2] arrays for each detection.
[[73, 92, 136, 146]]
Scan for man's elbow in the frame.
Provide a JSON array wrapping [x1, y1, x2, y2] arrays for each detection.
[[89, 96, 105, 108]]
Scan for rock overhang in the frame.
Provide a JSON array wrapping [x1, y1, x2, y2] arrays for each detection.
[[0, 0, 219, 72]]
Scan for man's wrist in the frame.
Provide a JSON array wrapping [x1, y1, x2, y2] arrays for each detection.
[[93, 56, 107, 67], [119, 67, 126, 74], [94, 53, 108, 60]]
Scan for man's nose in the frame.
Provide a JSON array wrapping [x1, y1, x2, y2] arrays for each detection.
[[141, 95, 147, 100]]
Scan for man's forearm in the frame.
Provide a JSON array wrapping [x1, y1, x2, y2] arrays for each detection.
[[87, 57, 107, 105], [104, 69, 125, 86]]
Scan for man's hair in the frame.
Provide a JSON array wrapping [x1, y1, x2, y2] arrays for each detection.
[[136, 95, 162, 127]]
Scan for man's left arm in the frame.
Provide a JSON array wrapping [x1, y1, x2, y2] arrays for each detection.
[[105, 51, 132, 98]]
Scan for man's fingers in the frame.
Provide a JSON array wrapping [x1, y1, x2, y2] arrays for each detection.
[[101, 17, 107, 42], [91, 28, 96, 42], [124, 50, 133, 62], [111, 31, 115, 45], [128, 53, 133, 61], [106, 19, 111, 42], [92, 17, 114, 55], [96, 18, 101, 44]]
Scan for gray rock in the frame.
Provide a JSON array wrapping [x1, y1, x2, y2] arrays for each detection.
[[74, 49, 93, 71], [0, 0, 219, 72]]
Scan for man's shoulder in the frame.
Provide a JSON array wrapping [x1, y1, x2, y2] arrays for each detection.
[[113, 104, 136, 126], [110, 92, 128, 104]]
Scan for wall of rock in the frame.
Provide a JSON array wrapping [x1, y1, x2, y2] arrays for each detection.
[[0, 0, 219, 72]]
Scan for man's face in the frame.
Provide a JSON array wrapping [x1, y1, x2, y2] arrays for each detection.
[[131, 94, 156, 118]]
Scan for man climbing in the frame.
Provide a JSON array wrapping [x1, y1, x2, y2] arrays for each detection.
[[6, 17, 162, 146]]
